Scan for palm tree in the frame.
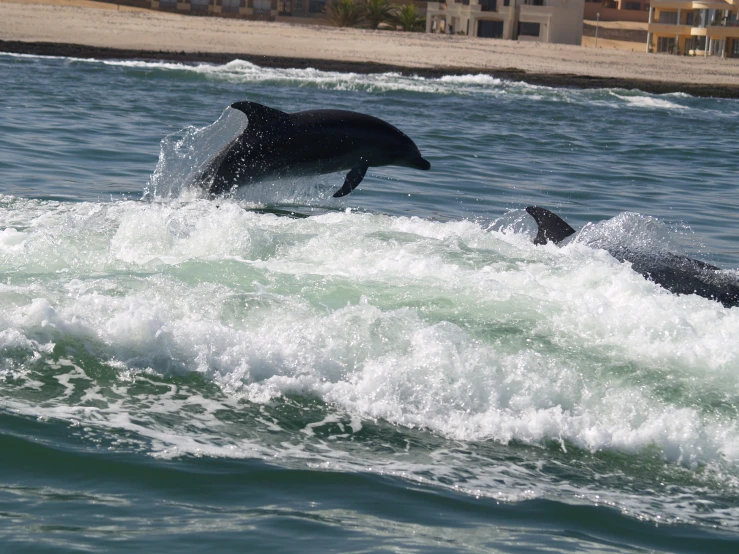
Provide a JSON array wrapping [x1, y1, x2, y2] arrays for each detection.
[[362, 0, 393, 29], [391, 4, 425, 32], [329, 0, 365, 27]]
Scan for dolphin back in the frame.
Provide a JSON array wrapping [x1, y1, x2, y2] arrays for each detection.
[[525, 206, 577, 245], [230, 101, 290, 132], [624, 250, 739, 308], [525, 206, 739, 308]]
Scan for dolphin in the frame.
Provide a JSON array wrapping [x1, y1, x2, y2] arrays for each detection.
[[198, 101, 430, 198], [525, 206, 739, 308]]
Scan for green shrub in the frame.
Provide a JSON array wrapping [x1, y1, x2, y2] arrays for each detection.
[[391, 4, 425, 32], [363, 0, 393, 29], [329, 0, 366, 27]]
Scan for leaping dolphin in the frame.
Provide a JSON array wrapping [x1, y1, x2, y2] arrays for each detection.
[[198, 101, 430, 198], [526, 206, 739, 308]]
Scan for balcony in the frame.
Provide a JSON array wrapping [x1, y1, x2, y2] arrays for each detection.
[[655, 9, 739, 28]]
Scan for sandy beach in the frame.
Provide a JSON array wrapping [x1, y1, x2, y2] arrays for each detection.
[[2, 0, 739, 96]]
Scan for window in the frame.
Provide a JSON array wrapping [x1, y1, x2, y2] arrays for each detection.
[[518, 22, 541, 36], [479, 0, 497, 11], [656, 36, 676, 53], [254, 0, 272, 12], [222, 0, 240, 12], [624, 2, 640, 9], [658, 11, 678, 24], [477, 19, 504, 38], [685, 36, 710, 53]]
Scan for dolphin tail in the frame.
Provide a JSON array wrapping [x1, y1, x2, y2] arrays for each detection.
[[333, 165, 368, 198], [525, 206, 577, 245]]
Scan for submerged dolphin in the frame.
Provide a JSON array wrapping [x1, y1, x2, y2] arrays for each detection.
[[525, 206, 739, 308], [198, 101, 430, 198]]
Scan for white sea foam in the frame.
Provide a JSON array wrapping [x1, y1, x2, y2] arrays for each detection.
[[95, 58, 509, 96], [439, 74, 503, 86], [609, 91, 688, 110], [1, 198, 739, 478], [0, 227, 28, 250], [4, 52, 699, 111]]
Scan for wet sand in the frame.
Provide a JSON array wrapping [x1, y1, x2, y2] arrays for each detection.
[[2, 0, 739, 97]]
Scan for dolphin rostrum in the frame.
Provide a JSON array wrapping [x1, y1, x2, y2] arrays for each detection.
[[526, 206, 739, 308], [198, 101, 431, 198]]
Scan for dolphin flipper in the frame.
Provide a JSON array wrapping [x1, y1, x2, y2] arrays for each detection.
[[333, 165, 368, 198], [525, 206, 577, 245]]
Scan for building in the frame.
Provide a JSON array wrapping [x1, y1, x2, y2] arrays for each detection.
[[583, 0, 650, 23], [614, 0, 650, 9], [647, 0, 739, 56], [151, 0, 330, 18], [602, 0, 649, 11], [425, 0, 584, 44]]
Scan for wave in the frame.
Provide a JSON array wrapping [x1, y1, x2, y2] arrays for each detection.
[[101, 58, 511, 95], [100, 58, 701, 112], [609, 90, 689, 110], [1, 52, 702, 111], [2, 198, 738, 467]]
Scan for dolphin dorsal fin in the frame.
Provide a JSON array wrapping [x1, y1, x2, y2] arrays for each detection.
[[525, 206, 577, 245], [230, 101, 289, 131]]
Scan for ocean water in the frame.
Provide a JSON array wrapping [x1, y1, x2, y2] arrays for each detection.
[[1, 52, 739, 553]]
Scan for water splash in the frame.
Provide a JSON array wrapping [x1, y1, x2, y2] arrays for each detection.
[[144, 106, 247, 200]]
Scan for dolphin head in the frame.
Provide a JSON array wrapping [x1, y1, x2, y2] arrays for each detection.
[[403, 155, 431, 171], [392, 135, 430, 171]]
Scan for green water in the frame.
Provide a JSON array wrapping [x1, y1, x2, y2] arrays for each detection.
[[2, 52, 739, 552]]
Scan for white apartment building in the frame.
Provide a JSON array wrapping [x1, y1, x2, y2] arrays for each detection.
[[426, 0, 584, 45]]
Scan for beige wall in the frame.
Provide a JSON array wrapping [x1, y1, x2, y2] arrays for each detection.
[[583, 4, 649, 21], [427, 0, 584, 44], [533, 0, 585, 44]]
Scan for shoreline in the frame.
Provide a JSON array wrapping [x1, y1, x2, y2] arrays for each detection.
[[5, 40, 739, 98], [3, 0, 739, 98]]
